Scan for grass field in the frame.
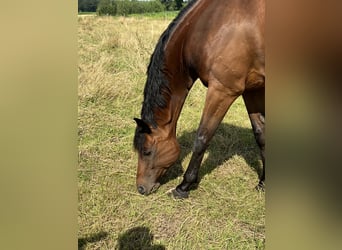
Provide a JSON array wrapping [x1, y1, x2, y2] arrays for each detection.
[[78, 13, 265, 249]]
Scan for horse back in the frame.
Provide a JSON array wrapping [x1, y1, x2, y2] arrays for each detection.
[[182, 0, 265, 92]]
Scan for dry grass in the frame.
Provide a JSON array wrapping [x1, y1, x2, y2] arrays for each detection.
[[78, 14, 265, 249]]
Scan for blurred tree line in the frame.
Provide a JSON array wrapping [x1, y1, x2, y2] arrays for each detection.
[[78, 0, 186, 13], [97, 0, 164, 16], [78, 0, 100, 12]]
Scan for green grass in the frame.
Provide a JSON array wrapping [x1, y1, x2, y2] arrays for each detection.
[[78, 11, 178, 19], [128, 11, 179, 19], [78, 14, 265, 249], [78, 12, 96, 16]]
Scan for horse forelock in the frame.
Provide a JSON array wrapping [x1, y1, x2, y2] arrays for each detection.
[[140, 0, 199, 128], [133, 128, 145, 154]]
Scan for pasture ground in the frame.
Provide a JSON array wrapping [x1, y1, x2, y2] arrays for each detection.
[[78, 13, 265, 249]]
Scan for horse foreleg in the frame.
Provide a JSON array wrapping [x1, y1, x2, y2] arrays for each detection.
[[172, 84, 240, 198]]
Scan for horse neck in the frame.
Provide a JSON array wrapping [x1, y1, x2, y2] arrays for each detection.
[[147, 1, 203, 139], [155, 68, 192, 139]]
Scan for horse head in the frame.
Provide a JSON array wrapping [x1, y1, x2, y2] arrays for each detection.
[[133, 118, 180, 195]]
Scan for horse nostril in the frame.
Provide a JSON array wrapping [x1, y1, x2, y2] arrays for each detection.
[[137, 185, 146, 195]]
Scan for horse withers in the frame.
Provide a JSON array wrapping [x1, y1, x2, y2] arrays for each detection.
[[133, 0, 265, 197]]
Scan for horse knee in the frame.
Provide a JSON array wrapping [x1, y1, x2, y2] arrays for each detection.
[[255, 128, 265, 147], [193, 130, 209, 154], [251, 118, 264, 147]]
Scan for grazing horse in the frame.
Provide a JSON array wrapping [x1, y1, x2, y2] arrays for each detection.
[[134, 0, 265, 198]]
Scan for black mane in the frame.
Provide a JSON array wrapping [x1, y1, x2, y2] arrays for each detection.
[[140, 0, 198, 128], [134, 1, 198, 153]]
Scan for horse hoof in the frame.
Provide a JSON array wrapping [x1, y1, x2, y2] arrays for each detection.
[[170, 188, 189, 199], [255, 181, 265, 191]]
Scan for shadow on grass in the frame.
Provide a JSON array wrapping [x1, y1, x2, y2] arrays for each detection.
[[78, 231, 109, 250], [117, 226, 165, 250], [160, 122, 262, 186]]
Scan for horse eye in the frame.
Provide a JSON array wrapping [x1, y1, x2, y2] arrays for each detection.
[[143, 150, 151, 156]]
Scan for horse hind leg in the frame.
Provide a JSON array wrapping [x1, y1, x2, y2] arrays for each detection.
[[250, 112, 265, 190], [242, 89, 265, 190], [172, 82, 240, 198]]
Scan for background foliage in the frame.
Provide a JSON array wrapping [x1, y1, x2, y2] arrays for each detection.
[[78, 0, 186, 14], [97, 0, 165, 16]]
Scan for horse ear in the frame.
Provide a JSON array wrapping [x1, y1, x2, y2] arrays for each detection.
[[133, 118, 152, 134]]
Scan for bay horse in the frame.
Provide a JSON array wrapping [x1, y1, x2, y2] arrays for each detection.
[[134, 0, 265, 198]]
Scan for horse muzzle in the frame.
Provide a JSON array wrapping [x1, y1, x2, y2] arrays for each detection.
[[136, 182, 160, 195]]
